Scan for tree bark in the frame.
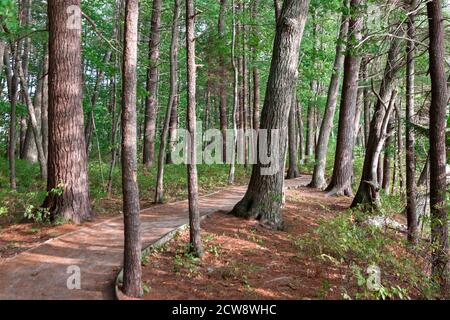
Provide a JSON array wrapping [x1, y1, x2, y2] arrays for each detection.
[[143, 0, 162, 167], [325, 0, 363, 197], [274, 0, 281, 23], [218, 0, 228, 162], [230, 0, 310, 230], [381, 118, 394, 193], [107, 77, 119, 197], [120, 0, 142, 298], [41, 53, 49, 161], [362, 59, 370, 146], [250, 1, 259, 134], [155, 0, 180, 204], [297, 99, 305, 164], [306, 20, 319, 161], [7, 44, 19, 190], [287, 97, 300, 179], [186, 0, 203, 257], [228, 0, 239, 186], [426, 0, 449, 297], [405, 0, 418, 243], [310, 12, 348, 188], [306, 83, 317, 160], [0, 40, 5, 80], [43, 0, 91, 223]]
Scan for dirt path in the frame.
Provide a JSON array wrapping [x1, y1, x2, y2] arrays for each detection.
[[0, 177, 309, 300]]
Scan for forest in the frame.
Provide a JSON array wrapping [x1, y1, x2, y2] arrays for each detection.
[[0, 0, 449, 301]]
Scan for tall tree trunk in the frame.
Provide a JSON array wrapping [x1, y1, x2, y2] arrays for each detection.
[[362, 59, 370, 146], [286, 97, 300, 179], [381, 118, 394, 193], [306, 20, 319, 161], [310, 11, 348, 188], [204, 83, 211, 133], [396, 104, 404, 194], [43, 0, 91, 223], [230, 0, 310, 230], [7, 44, 19, 190], [155, 0, 180, 204], [426, 0, 449, 297], [405, 0, 418, 243], [143, 0, 162, 167], [242, 16, 249, 167], [352, 27, 404, 208], [41, 53, 49, 160], [251, 1, 260, 134], [297, 99, 305, 164], [19, 0, 37, 163], [107, 76, 119, 197], [306, 83, 317, 160], [186, 0, 203, 257], [0, 40, 5, 80], [120, 0, 142, 298], [228, 0, 239, 185], [218, 0, 228, 162], [325, 0, 363, 197]]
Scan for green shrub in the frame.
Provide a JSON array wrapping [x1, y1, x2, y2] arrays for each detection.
[[293, 208, 438, 300]]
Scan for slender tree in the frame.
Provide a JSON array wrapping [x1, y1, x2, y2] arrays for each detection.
[[155, 0, 180, 203], [143, 0, 162, 167], [218, 0, 228, 162], [405, 0, 418, 243], [228, 0, 239, 185], [310, 10, 348, 188], [186, 0, 203, 257], [6, 44, 18, 190], [306, 19, 319, 161], [120, 0, 142, 298], [41, 53, 49, 161], [251, 0, 260, 133]]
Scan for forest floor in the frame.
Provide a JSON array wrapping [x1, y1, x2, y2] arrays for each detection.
[[0, 159, 433, 299], [140, 181, 352, 300], [140, 181, 432, 300], [0, 177, 304, 299]]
